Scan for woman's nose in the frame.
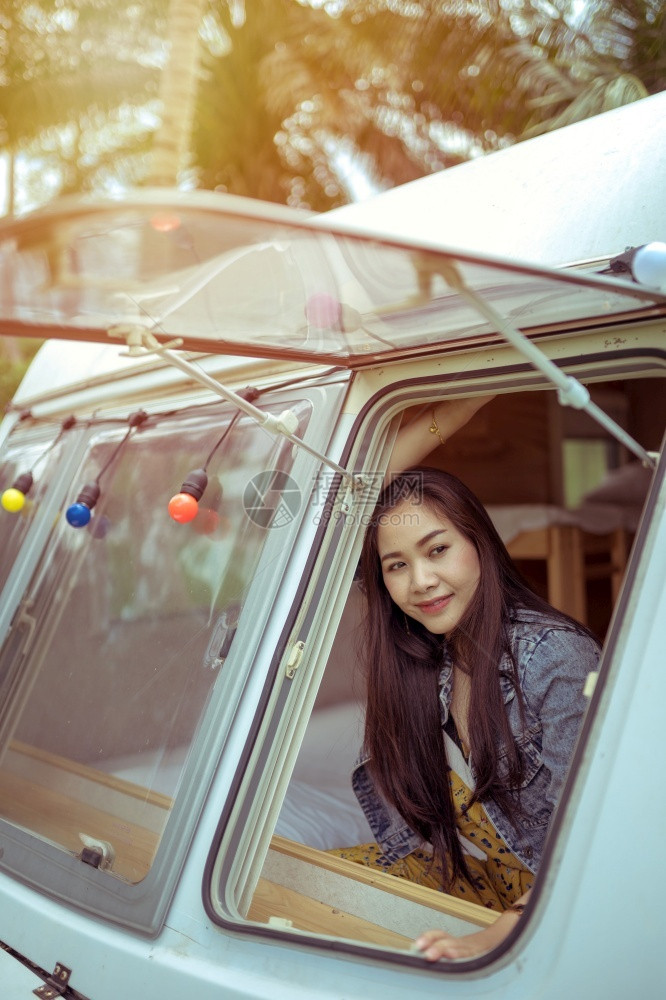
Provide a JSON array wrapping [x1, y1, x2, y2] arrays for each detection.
[[410, 561, 438, 592]]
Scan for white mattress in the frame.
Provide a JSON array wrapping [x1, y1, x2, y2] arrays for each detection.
[[275, 701, 373, 850]]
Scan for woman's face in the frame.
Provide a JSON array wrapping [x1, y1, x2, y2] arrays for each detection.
[[376, 500, 481, 635]]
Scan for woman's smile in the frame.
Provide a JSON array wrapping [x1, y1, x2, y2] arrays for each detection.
[[415, 594, 453, 614]]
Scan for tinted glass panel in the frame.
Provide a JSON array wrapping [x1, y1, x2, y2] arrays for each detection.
[[0, 400, 310, 883], [0, 428, 71, 593]]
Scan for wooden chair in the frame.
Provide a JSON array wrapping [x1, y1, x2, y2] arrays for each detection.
[[506, 524, 631, 627]]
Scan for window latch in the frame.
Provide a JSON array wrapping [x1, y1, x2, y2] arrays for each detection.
[[285, 640, 305, 679]]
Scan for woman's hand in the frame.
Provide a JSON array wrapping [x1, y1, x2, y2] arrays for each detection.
[[414, 890, 530, 961], [387, 394, 495, 481], [414, 918, 512, 961]]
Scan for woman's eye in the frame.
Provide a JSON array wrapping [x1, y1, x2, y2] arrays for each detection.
[[430, 545, 448, 557]]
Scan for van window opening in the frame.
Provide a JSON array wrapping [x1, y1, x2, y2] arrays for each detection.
[[430, 258, 657, 469], [211, 376, 660, 963]]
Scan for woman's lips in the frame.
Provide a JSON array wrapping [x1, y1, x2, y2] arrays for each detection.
[[415, 595, 452, 615]]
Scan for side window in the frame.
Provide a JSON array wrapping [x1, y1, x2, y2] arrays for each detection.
[[0, 427, 72, 595], [209, 377, 659, 965], [0, 399, 311, 889]]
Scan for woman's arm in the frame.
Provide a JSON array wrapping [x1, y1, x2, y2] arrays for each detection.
[[414, 888, 531, 961], [525, 626, 601, 812], [386, 395, 495, 481]]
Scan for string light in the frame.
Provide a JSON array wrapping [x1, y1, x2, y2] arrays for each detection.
[[167, 468, 209, 524], [632, 242, 666, 291], [608, 241, 666, 292], [1, 416, 76, 515], [66, 481, 101, 527], [65, 410, 148, 530], [1, 472, 33, 513], [5, 387, 277, 537], [167, 388, 259, 526], [305, 292, 342, 329], [150, 212, 182, 233]]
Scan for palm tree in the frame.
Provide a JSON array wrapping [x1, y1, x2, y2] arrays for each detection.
[[148, 0, 209, 186], [191, 0, 364, 208], [2, 0, 663, 213], [483, 0, 664, 139], [191, 0, 514, 209], [0, 0, 166, 212], [191, 0, 664, 210]]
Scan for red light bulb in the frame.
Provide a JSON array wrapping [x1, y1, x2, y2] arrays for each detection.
[[168, 492, 199, 523], [167, 468, 208, 524]]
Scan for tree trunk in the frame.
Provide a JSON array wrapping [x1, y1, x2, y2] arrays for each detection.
[[148, 0, 208, 186]]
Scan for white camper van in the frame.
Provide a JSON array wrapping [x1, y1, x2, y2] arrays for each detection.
[[0, 94, 665, 999]]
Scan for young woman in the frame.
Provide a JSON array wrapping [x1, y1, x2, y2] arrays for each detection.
[[336, 400, 601, 960]]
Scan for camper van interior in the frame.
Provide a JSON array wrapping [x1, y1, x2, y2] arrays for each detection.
[[238, 376, 663, 948]]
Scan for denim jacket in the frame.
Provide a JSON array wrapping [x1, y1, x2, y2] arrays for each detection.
[[351, 608, 601, 875]]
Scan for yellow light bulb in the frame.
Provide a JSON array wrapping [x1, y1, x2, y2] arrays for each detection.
[[1, 488, 27, 513]]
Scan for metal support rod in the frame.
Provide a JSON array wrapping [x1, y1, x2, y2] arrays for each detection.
[[111, 323, 362, 488], [439, 262, 657, 469]]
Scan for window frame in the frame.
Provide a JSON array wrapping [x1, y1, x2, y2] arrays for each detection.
[[203, 348, 666, 974]]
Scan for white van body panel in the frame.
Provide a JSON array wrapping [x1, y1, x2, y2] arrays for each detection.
[[0, 98, 664, 998], [327, 91, 666, 266]]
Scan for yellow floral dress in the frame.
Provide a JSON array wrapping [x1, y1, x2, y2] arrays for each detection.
[[332, 736, 533, 913]]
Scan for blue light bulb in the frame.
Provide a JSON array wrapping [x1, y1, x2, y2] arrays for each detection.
[[66, 481, 100, 529], [66, 502, 93, 528]]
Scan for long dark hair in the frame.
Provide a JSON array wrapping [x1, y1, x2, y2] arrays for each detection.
[[360, 466, 585, 889]]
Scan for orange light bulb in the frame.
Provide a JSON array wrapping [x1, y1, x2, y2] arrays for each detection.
[[168, 492, 199, 523]]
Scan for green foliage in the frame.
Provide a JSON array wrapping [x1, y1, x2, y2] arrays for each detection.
[[170, 0, 666, 208], [1, 0, 165, 206], [486, 0, 663, 138], [1, 0, 663, 213], [0, 341, 42, 411]]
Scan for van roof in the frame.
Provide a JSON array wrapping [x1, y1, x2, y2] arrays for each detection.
[[325, 91, 666, 267]]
